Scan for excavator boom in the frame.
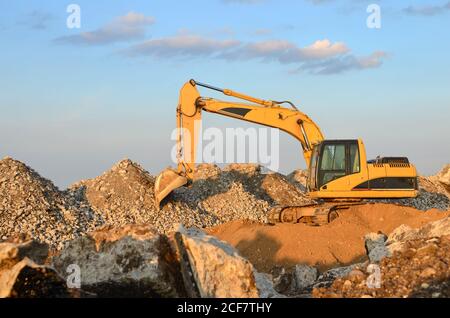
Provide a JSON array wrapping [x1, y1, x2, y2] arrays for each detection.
[[155, 79, 324, 207]]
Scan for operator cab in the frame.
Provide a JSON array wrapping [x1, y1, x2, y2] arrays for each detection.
[[308, 139, 360, 192]]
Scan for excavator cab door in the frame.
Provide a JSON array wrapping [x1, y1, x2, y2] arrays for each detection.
[[309, 140, 361, 191], [307, 144, 320, 192]]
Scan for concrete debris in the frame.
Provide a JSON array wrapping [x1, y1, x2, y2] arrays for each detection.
[[0, 241, 70, 298], [364, 232, 387, 254], [312, 263, 368, 289], [387, 216, 450, 254], [293, 264, 318, 290], [52, 224, 183, 297], [364, 232, 390, 263], [175, 225, 259, 298], [270, 266, 295, 294], [313, 235, 450, 298], [253, 271, 286, 298]]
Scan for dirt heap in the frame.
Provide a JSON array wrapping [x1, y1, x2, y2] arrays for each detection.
[[0, 157, 103, 249], [207, 203, 449, 273], [313, 235, 450, 298]]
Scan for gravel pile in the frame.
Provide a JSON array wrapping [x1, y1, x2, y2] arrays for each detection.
[[173, 163, 313, 224], [68, 159, 215, 234], [1, 156, 448, 249], [0, 157, 103, 249], [68, 161, 310, 235]]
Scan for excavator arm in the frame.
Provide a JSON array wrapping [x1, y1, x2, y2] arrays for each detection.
[[155, 79, 324, 207]]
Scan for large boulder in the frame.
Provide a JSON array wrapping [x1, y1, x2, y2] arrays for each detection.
[[175, 226, 259, 298], [387, 216, 450, 254], [0, 241, 69, 298], [52, 224, 183, 297]]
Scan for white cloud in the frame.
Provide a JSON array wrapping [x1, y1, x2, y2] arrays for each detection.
[[125, 33, 386, 75], [125, 33, 240, 58], [293, 51, 388, 75], [19, 10, 54, 30], [55, 12, 155, 45], [403, 2, 450, 16]]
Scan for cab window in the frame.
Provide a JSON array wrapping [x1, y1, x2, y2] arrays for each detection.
[[319, 144, 346, 186], [349, 143, 360, 173]]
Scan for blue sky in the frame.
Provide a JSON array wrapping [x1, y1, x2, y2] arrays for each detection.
[[0, 0, 449, 188]]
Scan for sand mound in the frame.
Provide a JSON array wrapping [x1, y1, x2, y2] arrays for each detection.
[[207, 203, 450, 273]]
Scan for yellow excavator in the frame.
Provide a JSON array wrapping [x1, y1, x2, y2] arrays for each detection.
[[155, 80, 418, 225]]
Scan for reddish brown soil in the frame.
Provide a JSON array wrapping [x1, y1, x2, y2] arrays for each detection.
[[207, 203, 449, 273]]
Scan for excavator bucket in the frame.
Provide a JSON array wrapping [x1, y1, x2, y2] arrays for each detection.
[[154, 168, 188, 208]]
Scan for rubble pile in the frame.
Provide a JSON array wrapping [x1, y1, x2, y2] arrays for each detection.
[[68, 159, 215, 234], [68, 161, 312, 236], [1, 224, 272, 298], [173, 163, 313, 224], [313, 216, 450, 298], [0, 157, 103, 249], [1, 157, 449, 251]]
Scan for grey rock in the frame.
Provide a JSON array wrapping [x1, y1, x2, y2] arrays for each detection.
[[253, 271, 286, 298], [175, 225, 259, 298], [313, 262, 367, 289], [293, 264, 318, 290], [364, 232, 387, 254], [368, 245, 391, 263], [52, 225, 182, 297], [386, 216, 450, 255]]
